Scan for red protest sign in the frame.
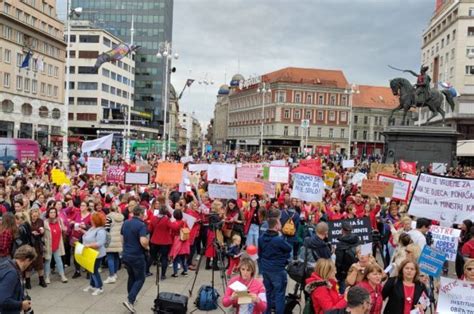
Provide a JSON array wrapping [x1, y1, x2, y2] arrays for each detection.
[[106, 166, 125, 183]]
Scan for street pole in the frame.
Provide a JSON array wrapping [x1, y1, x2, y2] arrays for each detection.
[[125, 16, 134, 162], [257, 82, 271, 156], [61, 0, 72, 167], [346, 85, 358, 160], [162, 53, 169, 161]]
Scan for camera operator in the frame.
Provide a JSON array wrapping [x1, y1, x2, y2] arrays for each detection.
[[408, 218, 432, 249], [0, 245, 37, 314]]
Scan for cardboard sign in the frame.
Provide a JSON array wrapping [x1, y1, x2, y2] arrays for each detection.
[[408, 173, 474, 225], [270, 160, 286, 166], [361, 179, 394, 198], [418, 245, 446, 277], [87, 157, 104, 175], [74, 245, 99, 273], [208, 184, 237, 199], [327, 218, 372, 245], [237, 181, 264, 195], [342, 159, 355, 169], [429, 225, 461, 262], [291, 173, 324, 202], [370, 163, 395, 175], [207, 163, 236, 183], [178, 171, 191, 193], [269, 166, 289, 183], [377, 174, 411, 202], [437, 277, 474, 313], [155, 162, 184, 185], [188, 163, 209, 172], [125, 172, 150, 185], [106, 166, 125, 183], [237, 167, 259, 182]]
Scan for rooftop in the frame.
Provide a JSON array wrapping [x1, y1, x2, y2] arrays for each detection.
[[262, 67, 349, 89], [352, 85, 399, 109]]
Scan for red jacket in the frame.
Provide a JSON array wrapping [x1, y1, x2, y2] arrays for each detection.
[[462, 239, 474, 258], [305, 273, 346, 314], [149, 215, 173, 245], [222, 276, 267, 313], [357, 280, 383, 314]]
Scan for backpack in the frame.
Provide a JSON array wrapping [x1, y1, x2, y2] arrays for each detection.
[[195, 285, 219, 311], [282, 211, 296, 236], [179, 223, 190, 242]]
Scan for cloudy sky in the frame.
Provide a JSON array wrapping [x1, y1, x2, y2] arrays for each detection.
[[58, 0, 435, 127]]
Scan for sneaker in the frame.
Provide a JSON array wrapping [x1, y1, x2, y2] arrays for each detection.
[[91, 288, 103, 296], [177, 264, 181, 270], [160, 275, 166, 281], [83, 286, 94, 292], [123, 300, 136, 313], [61, 274, 68, 283], [103, 276, 117, 284], [45, 276, 51, 284], [195, 254, 201, 261], [171, 273, 178, 278], [181, 272, 188, 277], [72, 271, 81, 279], [113, 274, 118, 280]]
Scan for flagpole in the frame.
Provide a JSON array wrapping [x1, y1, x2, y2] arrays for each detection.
[[125, 16, 134, 163]]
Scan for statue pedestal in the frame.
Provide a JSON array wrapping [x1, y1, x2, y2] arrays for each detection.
[[383, 126, 458, 167]]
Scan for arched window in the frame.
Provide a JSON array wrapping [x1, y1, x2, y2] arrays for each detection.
[[39, 106, 49, 118], [21, 103, 32, 116]]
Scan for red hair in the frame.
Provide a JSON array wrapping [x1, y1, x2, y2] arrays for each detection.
[[91, 212, 106, 227]]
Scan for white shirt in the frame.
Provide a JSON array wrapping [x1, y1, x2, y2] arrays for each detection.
[[408, 229, 426, 249]]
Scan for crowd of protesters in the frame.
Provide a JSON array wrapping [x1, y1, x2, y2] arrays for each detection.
[[0, 148, 472, 314]]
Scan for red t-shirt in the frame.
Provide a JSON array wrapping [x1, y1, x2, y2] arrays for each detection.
[[403, 284, 415, 314], [50, 221, 61, 252]]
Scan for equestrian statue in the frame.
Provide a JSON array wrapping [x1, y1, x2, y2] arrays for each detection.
[[388, 65, 456, 125]]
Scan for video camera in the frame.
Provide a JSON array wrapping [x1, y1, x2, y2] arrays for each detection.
[[208, 212, 224, 231]]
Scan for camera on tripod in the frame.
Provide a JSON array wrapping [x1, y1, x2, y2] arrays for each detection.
[[209, 213, 224, 231]]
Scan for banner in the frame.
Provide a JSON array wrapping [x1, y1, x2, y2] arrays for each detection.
[[399, 160, 417, 174], [124, 172, 149, 185], [106, 166, 125, 183], [188, 163, 208, 172], [237, 181, 264, 195], [237, 167, 260, 182], [429, 225, 461, 262], [342, 159, 355, 169], [418, 245, 446, 277], [87, 157, 103, 175], [291, 174, 324, 202], [241, 163, 264, 177], [155, 162, 184, 185], [361, 179, 394, 198], [81, 134, 114, 153], [316, 145, 330, 156], [408, 173, 474, 224], [208, 163, 236, 183], [208, 184, 237, 199], [327, 218, 372, 245], [437, 277, 474, 313], [377, 174, 411, 202], [298, 159, 322, 177], [269, 166, 289, 183]]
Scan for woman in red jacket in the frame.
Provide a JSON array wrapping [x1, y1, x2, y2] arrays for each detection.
[[169, 210, 190, 277], [305, 258, 347, 314], [148, 203, 173, 280], [357, 263, 384, 314]]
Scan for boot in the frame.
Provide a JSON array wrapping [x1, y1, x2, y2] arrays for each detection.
[[39, 276, 47, 288], [205, 258, 212, 270], [72, 270, 81, 279], [25, 278, 31, 290]]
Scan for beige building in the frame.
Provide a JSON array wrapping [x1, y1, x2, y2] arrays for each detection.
[[419, 0, 474, 139], [0, 0, 65, 149], [212, 84, 230, 151], [179, 111, 201, 155]]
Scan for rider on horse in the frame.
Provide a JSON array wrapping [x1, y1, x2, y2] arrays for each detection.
[[404, 65, 431, 106]]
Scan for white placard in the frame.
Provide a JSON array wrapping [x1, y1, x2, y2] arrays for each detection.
[[377, 174, 411, 202], [180, 156, 194, 164], [350, 172, 367, 186], [429, 225, 461, 262], [408, 173, 474, 224], [183, 213, 197, 229], [124, 172, 150, 185], [291, 174, 324, 202], [74, 242, 84, 255], [360, 243, 372, 256], [343, 159, 355, 169], [207, 163, 236, 183], [87, 157, 104, 175], [432, 162, 447, 174], [188, 163, 208, 172], [179, 171, 191, 193], [270, 160, 286, 166], [437, 277, 474, 313], [269, 166, 289, 183], [208, 184, 237, 199], [403, 172, 419, 191]]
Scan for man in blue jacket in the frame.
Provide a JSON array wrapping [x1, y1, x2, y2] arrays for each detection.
[[258, 217, 292, 314], [0, 245, 37, 314]]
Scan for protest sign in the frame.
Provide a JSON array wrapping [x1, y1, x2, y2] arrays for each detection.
[[291, 173, 324, 202], [270, 160, 286, 166], [106, 166, 125, 183], [155, 162, 184, 185], [399, 160, 417, 174], [324, 170, 338, 188], [342, 159, 355, 168], [350, 172, 367, 187], [263, 181, 276, 197], [237, 167, 259, 182], [188, 163, 209, 172], [241, 163, 264, 176], [432, 162, 447, 175], [377, 174, 411, 202], [125, 172, 150, 185], [299, 159, 322, 177], [51, 169, 71, 186], [182, 213, 197, 229], [208, 163, 236, 183], [327, 218, 372, 245], [437, 277, 474, 313], [370, 163, 395, 176], [418, 245, 446, 277], [361, 179, 394, 198], [402, 172, 418, 191], [180, 156, 194, 164], [408, 173, 474, 225], [269, 166, 290, 183], [237, 181, 264, 195], [208, 184, 237, 199], [429, 225, 461, 262], [87, 157, 104, 175], [179, 171, 191, 193], [74, 245, 99, 273]]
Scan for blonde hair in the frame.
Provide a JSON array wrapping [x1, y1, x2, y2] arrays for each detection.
[[464, 259, 474, 274], [231, 234, 241, 244], [211, 200, 223, 212], [15, 212, 30, 224], [405, 243, 421, 261], [314, 258, 336, 281], [238, 257, 256, 277], [400, 216, 412, 225]]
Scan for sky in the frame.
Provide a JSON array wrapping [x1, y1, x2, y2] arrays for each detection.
[[57, 0, 435, 127]]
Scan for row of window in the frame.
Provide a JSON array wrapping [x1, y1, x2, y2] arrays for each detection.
[[353, 115, 385, 125], [353, 130, 384, 141], [2, 73, 59, 99], [283, 109, 348, 122], [423, 8, 457, 45], [276, 91, 347, 106], [102, 68, 132, 86], [101, 83, 129, 99], [229, 125, 347, 139], [423, 29, 456, 61]]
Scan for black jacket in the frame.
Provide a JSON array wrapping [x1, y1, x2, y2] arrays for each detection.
[[0, 259, 23, 314], [382, 277, 427, 314], [335, 233, 359, 277], [298, 235, 332, 267]]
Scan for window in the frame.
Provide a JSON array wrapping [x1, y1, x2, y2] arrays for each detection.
[[103, 37, 111, 47], [4, 49, 10, 63], [283, 126, 289, 136], [48, 64, 53, 76], [329, 128, 334, 138], [76, 113, 97, 121], [305, 110, 311, 119], [78, 66, 96, 74], [78, 51, 99, 58], [374, 132, 378, 141], [54, 66, 58, 77], [330, 95, 336, 105], [353, 130, 358, 140], [317, 127, 322, 137], [3, 3, 11, 14], [77, 98, 97, 106], [102, 84, 110, 92], [16, 53, 23, 67], [306, 94, 313, 104], [364, 116, 368, 124], [284, 109, 290, 119], [318, 95, 324, 105], [102, 68, 110, 77], [110, 87, 116, 95], [111, 72, 117, 80], [277, 91, 285, 102], [3, 73, 10, 88], [77, 82, 98, 90], [441, 38, 444, 48], [466, 66, 474, 75], [453, 29, 456, 41], [47, 84, 52, 96], [16, 76, 23, 90], [24, 78, 30, 92], [363, 130, 368, 140], [317, 111, 324, 120], [294, 126, 299, 136], [40, 82, 45, 94], [451, 48, 455, 59], [294, 110, 301, 119], [468, 27, 474, 36], [329, 111, 336, 121], [354, 115, 359, 124], [31, 80, 37, 94], [340, 112, 347, 122], [341, 96, 347, 106], [79, 35, 100, 43], [340, 129, 345, 138]]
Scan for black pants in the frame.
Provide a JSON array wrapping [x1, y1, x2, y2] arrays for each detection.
[[150, 244, 171, 277]]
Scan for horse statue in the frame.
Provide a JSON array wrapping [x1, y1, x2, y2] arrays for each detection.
[[388, 77, 456, 125]]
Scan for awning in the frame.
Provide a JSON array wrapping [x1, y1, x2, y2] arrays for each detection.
[[457, 140, 474, 157]]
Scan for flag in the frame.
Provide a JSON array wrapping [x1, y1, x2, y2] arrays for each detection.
[[93, 44, 140, 70], [81, 134, 114, 153], [439, 82, 458, 97], [186, 79, 195, 87], [20, 51, 32, 69], [399, 160, 417, 174]]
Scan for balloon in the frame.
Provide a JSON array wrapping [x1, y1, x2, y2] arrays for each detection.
[[246, 245, 257, 256]]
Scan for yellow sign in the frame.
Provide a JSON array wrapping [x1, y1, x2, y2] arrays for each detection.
[[74, 245, 99, 273], [51, 169, 71, 186], [323, 171, 337, 188]]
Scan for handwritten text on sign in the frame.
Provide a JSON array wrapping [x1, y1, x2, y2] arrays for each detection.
[[430, 225, 461, 262], [377, 174, 411, 202], [208, 184, 237, 199], [207, 163, 236, 183], [361, 179, 394, 198], [409, 173, 474, 225], [437, 277, 474, 313], [268, 166, 289, 183], [291, 174, 324, 202]]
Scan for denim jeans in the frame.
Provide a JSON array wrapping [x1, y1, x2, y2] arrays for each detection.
[[262, 270, 287, 314], [44, 250, 65, 277], [123, 255, 146, 304], [246, 223, 260, 247], [106, 252, 120, 276], [173, 254, 188, 274], [90, 257, 103, 289]]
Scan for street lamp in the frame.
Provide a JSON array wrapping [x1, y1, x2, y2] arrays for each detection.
[[62, 1, 82, 167], [156, 41, 178, 161], [345, 84, 359, 159], [257, 82, 271, 156]]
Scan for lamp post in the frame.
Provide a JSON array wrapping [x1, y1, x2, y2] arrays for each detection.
[[156, 41, 178, 161], [62, 1, 82, 167], [257, 82, 271, 156], [345, 84, 359, 159], [124, 16, 134, 163]]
